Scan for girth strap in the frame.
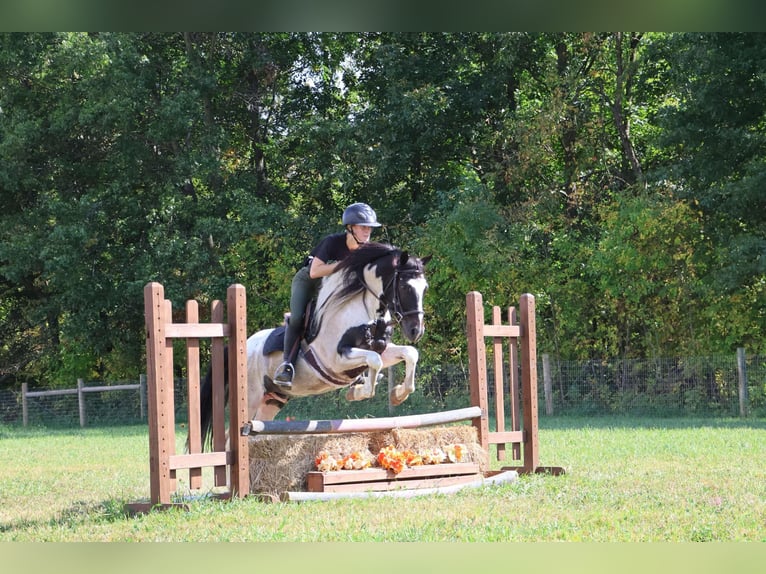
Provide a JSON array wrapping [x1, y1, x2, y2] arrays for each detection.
[[303, 347, 366, 387]]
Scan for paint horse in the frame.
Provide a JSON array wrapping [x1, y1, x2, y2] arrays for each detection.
[[199, 242, 430, 446]]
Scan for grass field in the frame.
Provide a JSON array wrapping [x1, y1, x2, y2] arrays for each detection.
[[1, 416, 765, 542]]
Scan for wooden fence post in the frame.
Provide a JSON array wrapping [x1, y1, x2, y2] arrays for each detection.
[[77, 378, 86, 427], [21, 382, 28, 427], [139, 374, 146, 420], [736, 347, 748, 418], [542, 354, 553, 416]]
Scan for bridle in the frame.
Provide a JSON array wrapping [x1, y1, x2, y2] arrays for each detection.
[[364, 258, 425, 327]]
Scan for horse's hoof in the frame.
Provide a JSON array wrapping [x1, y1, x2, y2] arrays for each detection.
[[346, 384, 373, 402], [389, 389, 409, 407]]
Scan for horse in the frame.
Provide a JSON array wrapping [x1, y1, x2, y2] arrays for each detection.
[[198, 242, 430, 447]]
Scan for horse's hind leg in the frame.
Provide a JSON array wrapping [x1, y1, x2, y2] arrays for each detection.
[[381, 344, 419, 406]]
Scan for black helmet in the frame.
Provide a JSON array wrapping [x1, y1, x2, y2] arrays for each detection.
[[342, 202, 382, 227]]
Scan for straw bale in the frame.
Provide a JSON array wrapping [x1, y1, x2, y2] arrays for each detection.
[[248, 424, 487, 495], [249, 433, 372, 496], [390, 425, 487, 472]]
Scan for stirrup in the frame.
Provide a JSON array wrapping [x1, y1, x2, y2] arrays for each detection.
[[273, 362, 294, 387]]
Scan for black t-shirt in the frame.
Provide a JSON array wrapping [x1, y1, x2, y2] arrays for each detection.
[[310, 232, 350, 264]]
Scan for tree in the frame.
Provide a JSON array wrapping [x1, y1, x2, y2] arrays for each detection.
[[657, 32, 766, 352]]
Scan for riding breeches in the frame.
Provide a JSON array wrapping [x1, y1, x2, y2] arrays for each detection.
[[283, 265, 320, 360]]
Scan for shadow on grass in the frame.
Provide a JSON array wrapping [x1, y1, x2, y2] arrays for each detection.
[[0, 497, 140, 537]]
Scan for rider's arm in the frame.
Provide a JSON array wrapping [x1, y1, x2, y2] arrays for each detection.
[[308, 256, 339, 279]]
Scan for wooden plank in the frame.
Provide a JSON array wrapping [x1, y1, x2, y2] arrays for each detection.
[[308, 465, 483, 493], [488, 430, 525, 444], [165, 323, 230, 339], [169, 451, 231, 470], [185, 300, 202, 490], [285, 470, 519, 501], [492, 306, 506, 461], [482, 324, 521, 338], [508, 306, 521, 460], [310, 462, 481, 487], [210, 299, 227, 486]]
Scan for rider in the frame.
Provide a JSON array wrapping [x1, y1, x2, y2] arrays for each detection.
[[273, 202, 382, 387]]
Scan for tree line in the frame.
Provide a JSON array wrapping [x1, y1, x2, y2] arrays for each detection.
[[1, 32, 764, 390]]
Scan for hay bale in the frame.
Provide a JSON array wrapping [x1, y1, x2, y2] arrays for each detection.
[[390, 425, 487, 472], [249, 433, 372, 496], [248, 424, 488, 495]]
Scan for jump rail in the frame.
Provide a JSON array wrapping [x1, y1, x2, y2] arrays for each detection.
[[241, 406, 481, 436]]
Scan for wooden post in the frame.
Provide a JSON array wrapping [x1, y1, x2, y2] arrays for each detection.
[[210, 299, 227, 487], [736, 347, 748, 418], [144, 282, 174, 506], [542, 354, 553, 416], [519, 293, 539, 473], [507, 307, 521, 460], [77, 378, 86, 427], [492, 305, 506, 460], [21, 382, 28, 427], [185, 300, 203, 490], [466, 291, 489, 466], [227, 283, 249, 498]]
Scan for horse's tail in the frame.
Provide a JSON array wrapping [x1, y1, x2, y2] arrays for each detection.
[[198, 345, 229, 452]]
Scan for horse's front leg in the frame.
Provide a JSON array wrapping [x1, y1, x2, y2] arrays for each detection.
[[339, 348, 383, 401], [380, 344, 419, 406]]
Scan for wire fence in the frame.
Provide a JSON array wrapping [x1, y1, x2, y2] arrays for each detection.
[[2, 353, 764, 428]]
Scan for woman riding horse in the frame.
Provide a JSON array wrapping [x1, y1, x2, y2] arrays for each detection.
[[273, 202, 382, 387]]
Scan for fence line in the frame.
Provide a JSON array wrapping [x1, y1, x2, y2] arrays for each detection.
[[536, 350, 765, 417], [1, 351, 765, 427], [19, 376, 146, 427]]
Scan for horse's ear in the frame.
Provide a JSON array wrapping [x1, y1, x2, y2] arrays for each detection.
[[420, 255, 432, 266], [399, 252, 409, 267]]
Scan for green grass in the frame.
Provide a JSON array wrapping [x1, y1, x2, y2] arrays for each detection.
[[1, 416, 765, 541]]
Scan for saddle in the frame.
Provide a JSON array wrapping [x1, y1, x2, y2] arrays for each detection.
[[262, 299, 316, 357]]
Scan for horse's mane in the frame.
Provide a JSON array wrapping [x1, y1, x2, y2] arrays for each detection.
[[309, 241, 427, 340], [334, 242, 400, 300]]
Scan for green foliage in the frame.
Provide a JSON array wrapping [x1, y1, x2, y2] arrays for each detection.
[[1, 32, 765, 393]]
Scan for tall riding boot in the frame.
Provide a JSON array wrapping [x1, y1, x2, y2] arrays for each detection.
[[274, 318, 300, 387]]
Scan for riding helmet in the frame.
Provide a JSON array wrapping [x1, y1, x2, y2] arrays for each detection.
[[342, 202, 382, 227]]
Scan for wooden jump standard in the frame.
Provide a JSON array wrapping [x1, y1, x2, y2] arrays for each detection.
[[127, 282, 250, 513], [467, 291, 563, 475]]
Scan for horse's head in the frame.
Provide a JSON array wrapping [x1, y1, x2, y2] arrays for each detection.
[[336, 243, 431, 343], [385, 250, 431, 343]]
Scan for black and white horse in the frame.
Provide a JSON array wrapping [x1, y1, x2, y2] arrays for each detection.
[[199, 242, 430, 444]]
